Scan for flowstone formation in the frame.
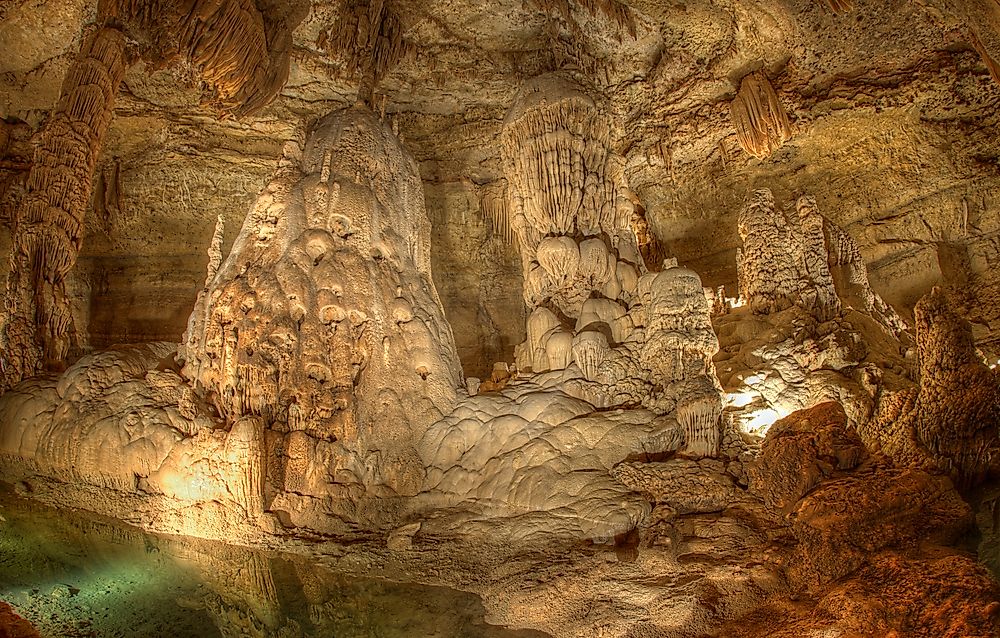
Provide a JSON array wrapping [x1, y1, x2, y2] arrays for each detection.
[[717, 188, 913, 433], [181, 104, 463, 526], [0, 74, 739, 550], [0, 343, 265, 536], [388, 75, 737, 544], [499, 74, 723, 453]]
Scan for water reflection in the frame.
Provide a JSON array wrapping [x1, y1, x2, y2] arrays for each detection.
[[0, 490, 546, 638]]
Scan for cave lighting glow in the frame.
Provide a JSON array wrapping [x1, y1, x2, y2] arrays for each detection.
[[725, 391, 757, 409], [742, 408, 781, 435]]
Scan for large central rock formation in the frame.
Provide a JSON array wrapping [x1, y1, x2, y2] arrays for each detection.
[[0, 105, 465, 539], [181, 104, 462, 523]]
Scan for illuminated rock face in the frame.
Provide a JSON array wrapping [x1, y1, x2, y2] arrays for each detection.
[[180, 105, 462, 516], [720, 188, 914, 435]]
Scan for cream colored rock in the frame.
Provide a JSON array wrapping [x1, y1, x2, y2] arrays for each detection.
[[573, 330, 611, 382], [576, 298, 628, 343], [536, 236, 580, 286], [577, 238, 616, 290], [177, 105, 463, 523], [466, 377, 481, 396], [543, 328, 574, 371], [415, 376, 687, 540]]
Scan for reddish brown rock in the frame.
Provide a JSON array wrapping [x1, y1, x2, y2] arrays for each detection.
[[0, 601, 41, 638], [815, 551, 1000, 638], [748, 401, 867, 512], [788, 466, 972, 588]]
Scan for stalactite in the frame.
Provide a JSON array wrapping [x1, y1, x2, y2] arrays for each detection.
[[677, 392, 722, 458], [226, 417, 266, 517], [0, 26, 128, 392], [180, 0, 271, 114], [0, 2, 305, 392], [730, 71, 793, 159], [631, 204, 667, 272], [500, 75, 642, 322], [103, 0, 305, 116], [94, 159, 123, 227], [318, 0, 415, 98], [0, 119, 31, 228], [479, 180, 514, 244]]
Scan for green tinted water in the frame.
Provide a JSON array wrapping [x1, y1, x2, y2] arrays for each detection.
[[0, 491, 546, 638]]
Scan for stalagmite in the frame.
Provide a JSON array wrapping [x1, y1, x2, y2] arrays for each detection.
[[204, 215, 225, 289], [736, 189, 839, 320], [181, 105, 462, 521], [641, 267, 723, 418], [730, 71, 793, 159], [800, 196, 908, 336], [1, 7, 998, 638], [860, 287, 1000, 490]]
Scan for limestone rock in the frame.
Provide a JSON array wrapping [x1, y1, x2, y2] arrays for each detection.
[[180, 105, 463, 504], [789, 466, 972, 589]]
